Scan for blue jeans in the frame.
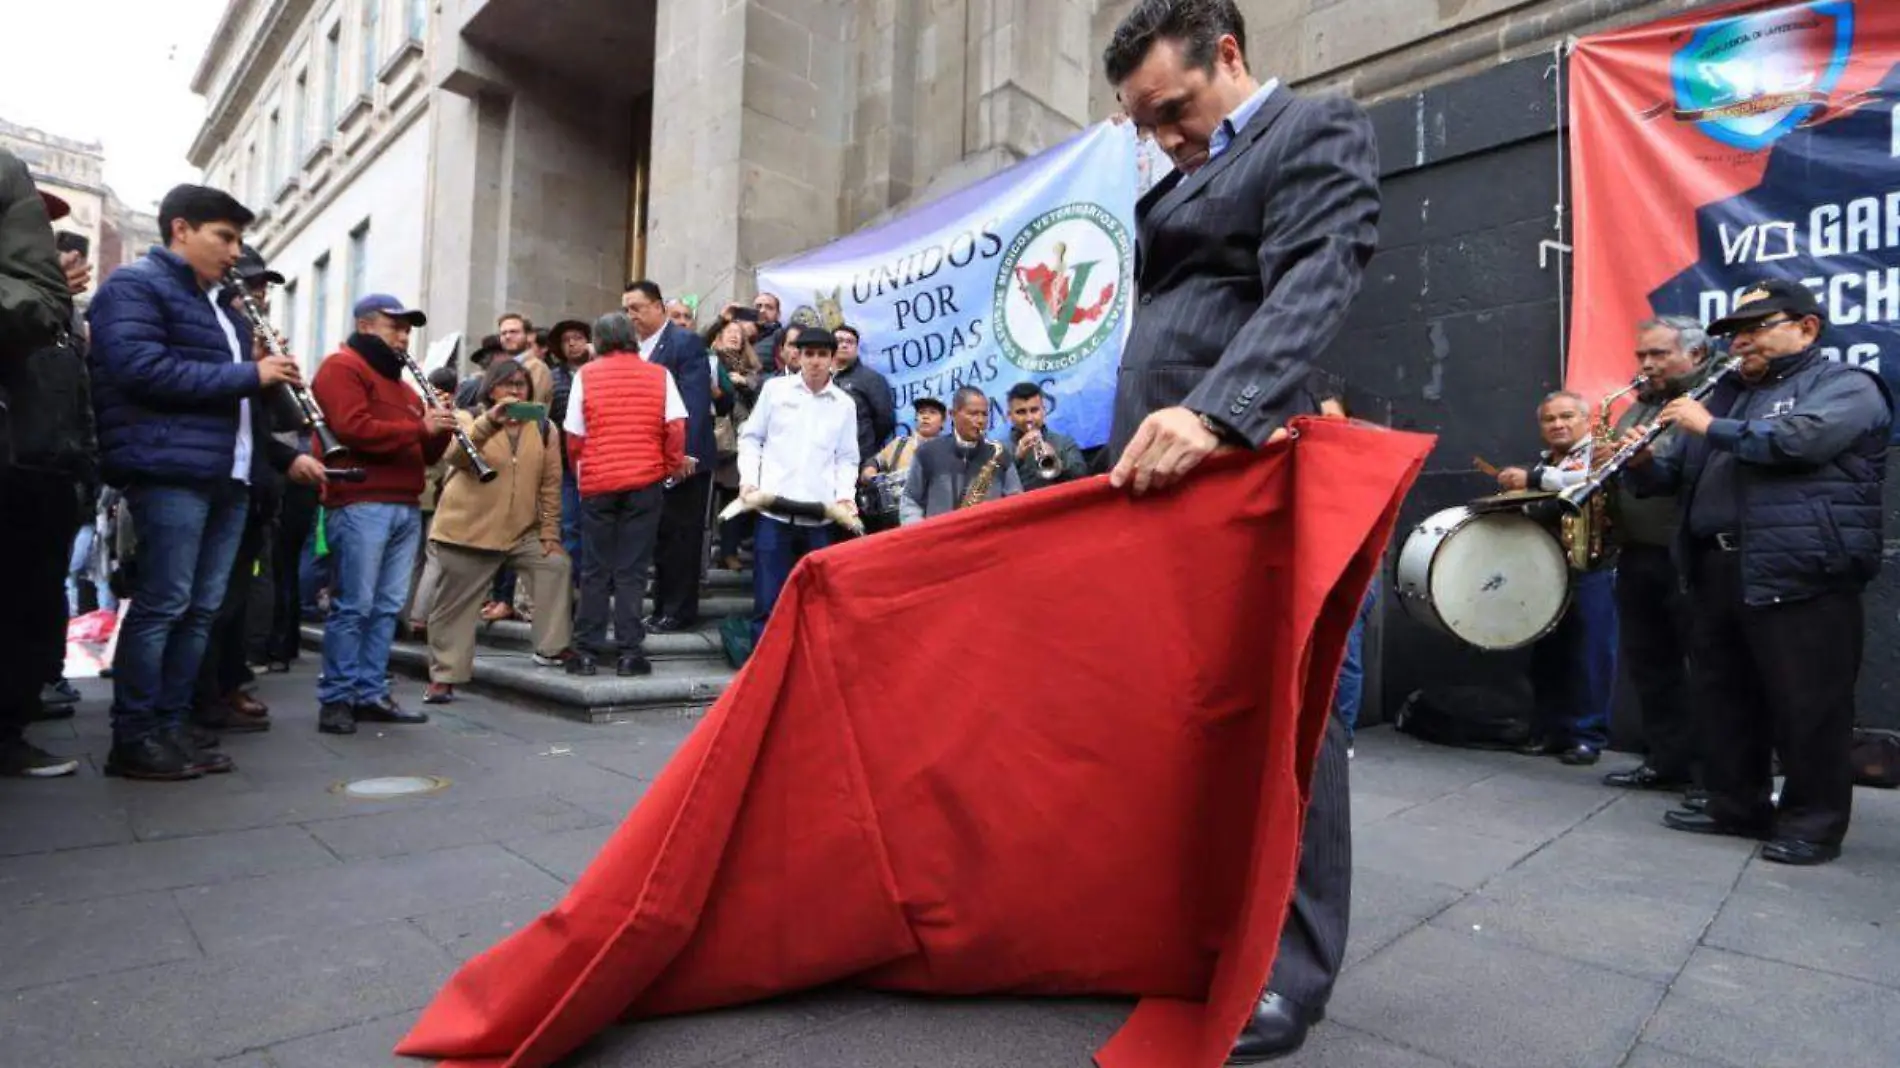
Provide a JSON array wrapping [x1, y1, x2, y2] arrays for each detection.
[[751, 517, 833, 644], [319, 502, 421, 707], [1530, 568, 1618, 750], [560, 466, 583, 562], [67, 524, 118, 615], [112, 481, 250, 741], [1334, 575, 1381, 740]]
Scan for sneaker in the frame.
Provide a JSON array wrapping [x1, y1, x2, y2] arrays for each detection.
[[0, 739, 80, 778], [532, 649, 573, 668], [26, 701, 75, 723], [42, 680, 82, 706], [423, 683, 455, 705]]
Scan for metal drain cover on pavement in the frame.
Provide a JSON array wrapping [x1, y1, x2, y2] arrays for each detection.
[[334, 775, 451, 799]]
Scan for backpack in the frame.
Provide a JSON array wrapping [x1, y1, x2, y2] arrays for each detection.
[[1392, 686, 1532, 751], [0, 328, 95, 480], [1850, 728, 1900, 789]]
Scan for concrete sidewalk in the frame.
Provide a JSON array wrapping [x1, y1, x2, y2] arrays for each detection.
[[4, 665, 1898, 1067]]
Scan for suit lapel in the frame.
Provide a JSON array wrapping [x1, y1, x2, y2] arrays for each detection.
[[1145, 88, 1294, 237]]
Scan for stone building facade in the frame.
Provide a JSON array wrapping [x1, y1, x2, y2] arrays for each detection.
[[1, 118, 168, 290]]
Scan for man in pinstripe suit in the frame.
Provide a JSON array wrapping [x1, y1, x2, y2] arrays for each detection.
[[1103, 1, 1380, 1061]]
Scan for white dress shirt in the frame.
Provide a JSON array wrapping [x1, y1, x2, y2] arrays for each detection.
[[637, 325, 662, 361], [737, 374, 859, 527], [209, 290, 253, 484], [560, 354, 687, 437]]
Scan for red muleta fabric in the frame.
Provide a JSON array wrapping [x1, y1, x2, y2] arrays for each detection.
[[397, 418, 1434, 1068]]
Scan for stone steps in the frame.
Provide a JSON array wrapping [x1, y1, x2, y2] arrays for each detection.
[[298, 569, 753, 722]]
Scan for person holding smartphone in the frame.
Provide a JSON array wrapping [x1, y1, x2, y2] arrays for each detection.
[[421, 358, 572, 704]]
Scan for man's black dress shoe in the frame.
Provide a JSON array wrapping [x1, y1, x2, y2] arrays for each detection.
[[617, 653, 653, 678], [1662, 809, 1767, 839], [1560, 744, 1600, 766], [1227, 993, 1321, 1064], [318, 702, 358, 735], [566, 654, 599, 677], [104, 734, 202, 781], [646, 615, 695, 634], [165, 725, 234, 775], [1761, 838, 1839, 866], [354, 697, 429, 725], [1603, 764, 1690, 791]]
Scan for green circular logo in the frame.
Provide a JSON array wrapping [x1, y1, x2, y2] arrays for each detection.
[[992, 202, 1133, 374]]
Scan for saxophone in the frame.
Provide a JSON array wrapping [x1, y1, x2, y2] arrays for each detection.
[[1558, 375, 1644, 571], [959, 443, 1006, 509]]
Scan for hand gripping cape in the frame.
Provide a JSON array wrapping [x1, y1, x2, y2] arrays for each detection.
[[398, 418, 1433, 1068]]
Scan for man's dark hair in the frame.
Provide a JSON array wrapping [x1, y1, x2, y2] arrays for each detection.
[[1006, 381, 1044, 404], [623, 280, 664, 304], [158, 184, 255, 246], [952, 386, 988, 412], [497, 312, 531, 330], [834, 323, 860, 343], [1103, 0, 1247, 85], [533, 328, 551, 350]]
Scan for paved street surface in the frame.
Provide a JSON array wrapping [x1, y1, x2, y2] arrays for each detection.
[[6, 666, 1900, 1068]]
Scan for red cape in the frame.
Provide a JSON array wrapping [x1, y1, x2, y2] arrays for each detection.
[[398, 419, 1433, 1068]]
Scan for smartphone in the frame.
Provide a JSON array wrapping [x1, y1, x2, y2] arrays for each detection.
[[55, 231, 90, 258], [504, 401, 547, 423]]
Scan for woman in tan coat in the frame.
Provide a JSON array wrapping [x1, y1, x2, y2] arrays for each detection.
[[424, 359, 573, 703]]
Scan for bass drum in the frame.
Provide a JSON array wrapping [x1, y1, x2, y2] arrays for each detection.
[[1394, 506, 1571, 651]]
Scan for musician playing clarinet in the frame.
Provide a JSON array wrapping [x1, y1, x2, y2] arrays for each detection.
[[308, 294, 456, 737]]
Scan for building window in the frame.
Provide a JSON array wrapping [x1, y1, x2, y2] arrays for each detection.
[[313, 253, 331, 358], [293, 72, 308, 162], [348, 221, 370, 308], [325, 24, 342, 125], [245, 142, 259, 208], [267, 109, 282, 192], [360, 0, 381, 96], [282, 280, 299, 358], [407, 0, 425, 41]]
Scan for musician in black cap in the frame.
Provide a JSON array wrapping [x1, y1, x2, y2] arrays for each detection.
[[1623, 279, 1892, 865]]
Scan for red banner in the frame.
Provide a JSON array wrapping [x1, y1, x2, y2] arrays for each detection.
[[1567, 0, 1900, 423]]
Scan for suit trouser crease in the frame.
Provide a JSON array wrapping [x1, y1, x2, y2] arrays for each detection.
[[318, 503, 421, 706], [1268, 711, 1352, 1008], [1615, 544, 1697, 779], [111, 480, 251, 740], [652, 472, 711, 620], [577, 485, 664, 656], [428, 537, 574, 683], [1529, 568, 1618, 750], [1690, 550, 1859, 845]]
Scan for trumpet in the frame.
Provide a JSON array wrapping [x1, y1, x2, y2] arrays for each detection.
[[1025, 426, 1063, 481], [223, 269, 346, 459], [396, 346, 497, 483]]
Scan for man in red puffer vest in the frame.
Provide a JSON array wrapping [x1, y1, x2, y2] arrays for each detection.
[[560, 310, 687, 677]]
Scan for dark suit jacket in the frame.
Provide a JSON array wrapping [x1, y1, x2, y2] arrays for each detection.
[[1106, 87, 1380, 458], [648, 320, 716, 467]]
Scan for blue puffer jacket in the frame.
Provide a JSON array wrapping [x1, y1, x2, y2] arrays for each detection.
[[87, 246, 260, 487]]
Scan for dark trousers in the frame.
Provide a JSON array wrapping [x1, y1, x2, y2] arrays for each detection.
[[1616, 544, 1697, 780], [1529, 568, 1617, 749], [1690, 550, 1860, 846], [0, 471, 77, 742], [196, 506, 269, 705], [268, 483, 318, 662], [651, 472, 711, 621], [576, 485, 664, 656], [1267, 710, 1351, 1008], [750, 517, 834, 644]]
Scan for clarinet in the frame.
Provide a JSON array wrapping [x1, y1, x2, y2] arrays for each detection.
[[222, 270, 347, 460], [396, 346, 498, 483]]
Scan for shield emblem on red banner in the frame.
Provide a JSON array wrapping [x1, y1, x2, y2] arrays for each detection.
[[1669, 0, 1856, 151]]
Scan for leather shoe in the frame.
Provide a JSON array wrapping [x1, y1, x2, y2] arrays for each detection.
[[1227, 993, 1321, 1064], [1662, 809, 1767, 839], [1761, 838, 1839, 866], [318, 702, 357, 735], [1559, 744, 1601, 766], [353, 697, 429, 725], [646, 615, 694, 634], [566, 654, 599, 677], [1603, 764, 1690, 791], [617, 653, 653, 677], [104, 734, 202, 781], [165, 725, 234, 775], [226, 690, 270, 718]]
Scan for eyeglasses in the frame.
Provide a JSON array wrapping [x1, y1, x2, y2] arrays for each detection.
[[1730, 315, 1795, 339]]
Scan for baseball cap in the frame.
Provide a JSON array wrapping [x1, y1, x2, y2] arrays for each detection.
[[1706, 279, 1825, 336], [38, 189, 70, 221], [234, 244, 285, 286], [352, 293, 428, 327], [913, 396, 947, 415]]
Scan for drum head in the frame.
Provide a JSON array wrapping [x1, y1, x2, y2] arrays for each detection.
[[1429, 512, 1570, 650]]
